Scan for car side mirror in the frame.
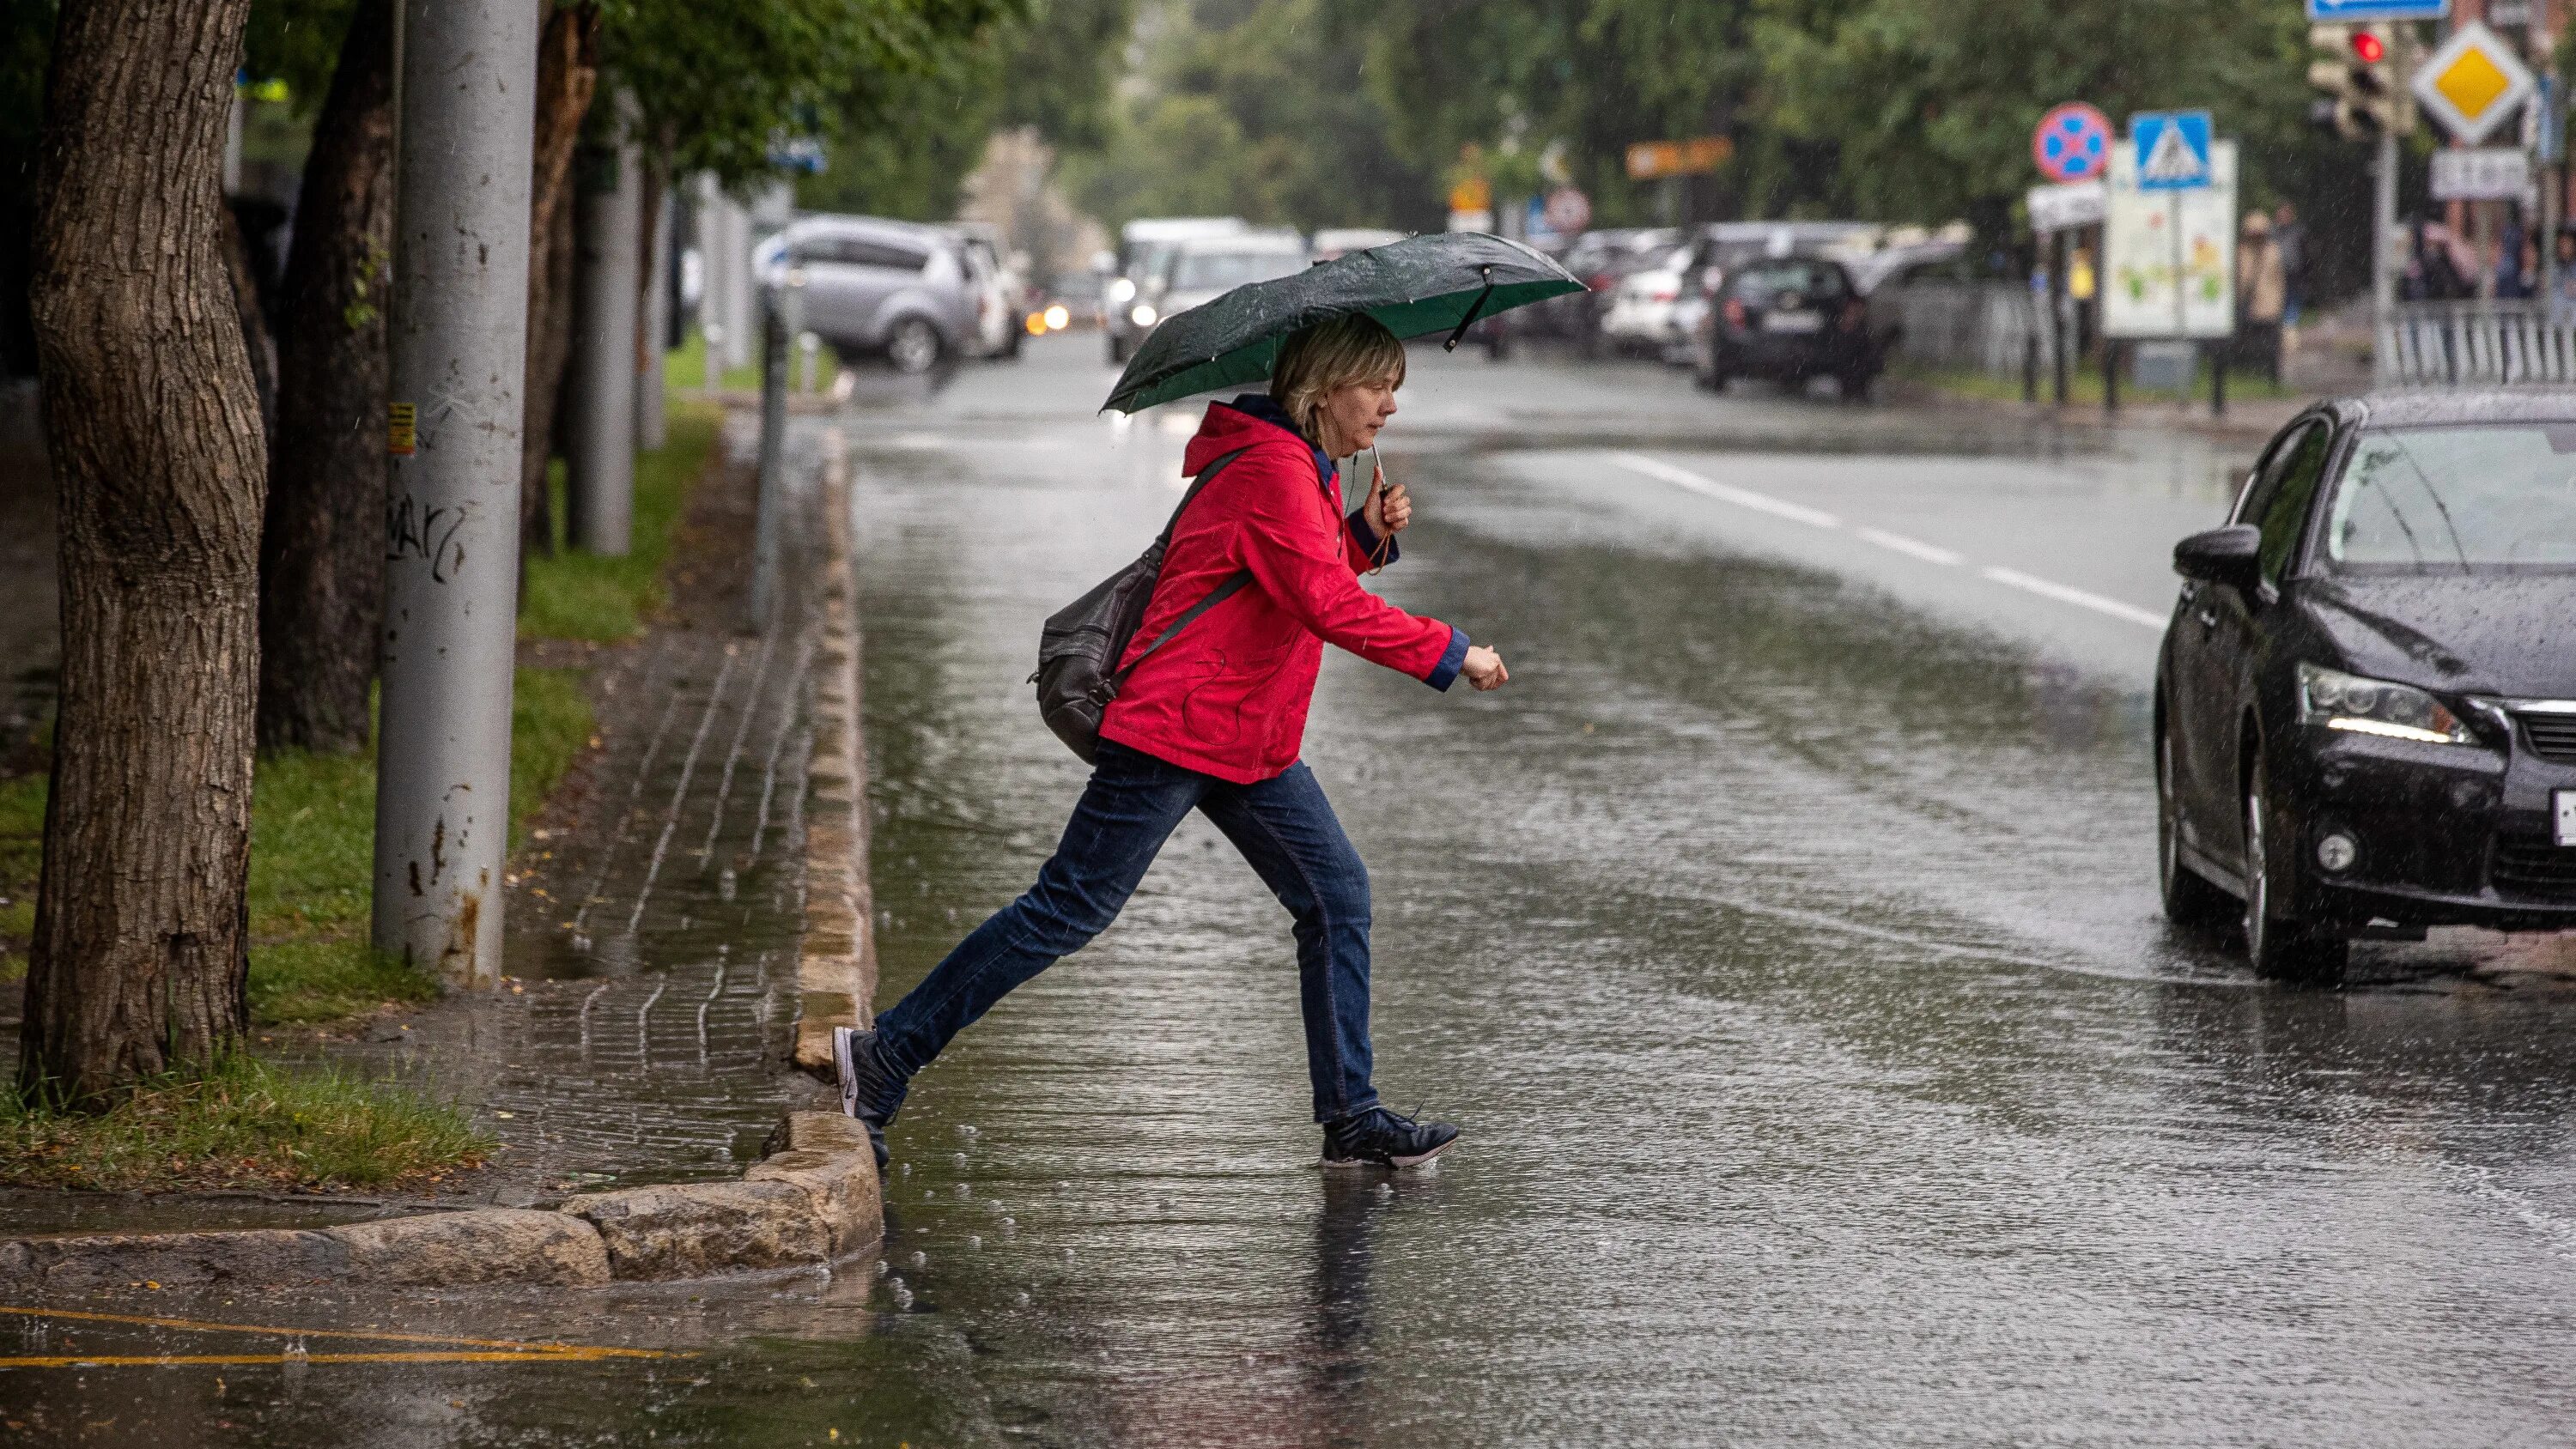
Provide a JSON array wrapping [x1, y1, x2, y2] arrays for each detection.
[[2173, 524, 2262, 592]]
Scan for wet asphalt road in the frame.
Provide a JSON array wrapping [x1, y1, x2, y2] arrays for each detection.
[[18, 338, 2576, 1445]]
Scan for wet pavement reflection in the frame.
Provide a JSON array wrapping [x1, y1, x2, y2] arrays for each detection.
[[14, 340, 2576, 1444]]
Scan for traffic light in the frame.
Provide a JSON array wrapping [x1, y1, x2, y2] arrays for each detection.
[[2309, 23, 2409, 141]]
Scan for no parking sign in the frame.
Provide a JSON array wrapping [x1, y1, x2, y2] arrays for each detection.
[[2032, 102, 2113, 184]]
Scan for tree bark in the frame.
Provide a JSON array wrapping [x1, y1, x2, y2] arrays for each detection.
[[519, 2, 599, 567], [24, 0, 265, 1102], [255, 0, 392, 755]]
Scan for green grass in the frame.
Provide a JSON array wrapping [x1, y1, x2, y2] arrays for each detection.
[[0, 383, 712, 1021], [240, 667, 595, 1024], [668, 324, 839, 396], [1894, 356, 2304, 407], [519, 399, 720, 641], [0, 1052, 492, 1191]]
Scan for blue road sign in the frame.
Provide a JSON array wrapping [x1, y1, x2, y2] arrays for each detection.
[[2132, 111, 2214, 191], [2306, 0, 2447, 19]]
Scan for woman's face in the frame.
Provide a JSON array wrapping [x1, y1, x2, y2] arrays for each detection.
[[1317, 376, 1400, 455]]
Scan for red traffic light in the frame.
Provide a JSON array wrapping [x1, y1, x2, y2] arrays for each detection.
[[2352, 31, 2385, 64]]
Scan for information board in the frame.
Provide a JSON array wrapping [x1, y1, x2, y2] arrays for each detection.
[[2103, 138, 2237, 340]]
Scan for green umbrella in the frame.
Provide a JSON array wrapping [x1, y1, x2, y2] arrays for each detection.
[[1102, 231, 1585, 415]]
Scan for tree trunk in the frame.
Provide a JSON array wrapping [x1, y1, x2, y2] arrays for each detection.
[[24, 0, 265, 1102], [255, 0, 392, 755], [217, 203, 276, 442], [519, 2, 598, 568]]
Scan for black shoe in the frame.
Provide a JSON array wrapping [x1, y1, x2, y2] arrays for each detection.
[[831, 1026, 908, 1171], [1321, 1107, 1459, 1170]]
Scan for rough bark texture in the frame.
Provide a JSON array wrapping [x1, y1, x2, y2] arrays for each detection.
[[518, 3, 598, 567], [216, 203, 276, 441], [24, 0, 266, 1100], [254, 0, 392, 755]]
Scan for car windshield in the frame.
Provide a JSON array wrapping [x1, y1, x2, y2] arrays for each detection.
[[1170, 247, 1305, 290], [1732, 262, 1843, 305], [2324, 424, 2576, 573]]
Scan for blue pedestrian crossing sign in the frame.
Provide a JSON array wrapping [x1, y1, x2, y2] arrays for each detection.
[[2132, 111, 2215, 191], [2306, 0, 2447, 19]]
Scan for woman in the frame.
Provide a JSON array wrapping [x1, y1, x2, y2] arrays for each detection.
[[835, 313, 1510, 1171]]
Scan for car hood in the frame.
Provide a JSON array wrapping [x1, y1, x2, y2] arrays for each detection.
[[2297, 573, 2576, 698]]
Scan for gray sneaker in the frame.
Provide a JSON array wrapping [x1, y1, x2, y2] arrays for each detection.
[[831, 1026, 908, 1170], [1321, 1107, 1458, 1170]]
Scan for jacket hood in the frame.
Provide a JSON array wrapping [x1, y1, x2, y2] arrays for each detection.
[[2297, 573, 2576, 697], [1183, 395, 1326, 480]]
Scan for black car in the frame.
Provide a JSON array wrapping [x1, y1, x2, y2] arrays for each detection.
[[2157, 393, 2576, 982], [1691, 256, 1881, 398]]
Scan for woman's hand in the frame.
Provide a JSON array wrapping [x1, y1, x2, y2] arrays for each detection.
[[1461, 645, 1509, 692], [1364, 476, 1411, 537]]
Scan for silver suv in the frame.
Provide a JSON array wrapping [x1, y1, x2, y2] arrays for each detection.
[[762, 215, 975, 373]]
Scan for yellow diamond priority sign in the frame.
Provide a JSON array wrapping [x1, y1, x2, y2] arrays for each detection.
[[2412, 20, 2535, 146]]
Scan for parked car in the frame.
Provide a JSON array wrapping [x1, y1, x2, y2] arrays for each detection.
[[1106, 216, 1248, 363], [1133, 231, 1309, 342], [1597, 245, 1695, 357], [2157, 394, 2576, 983], [761, 215, 975, 374], [1546, 227, 1680, 345], [1690, 255, 1882, 397], [1311, 227, 1406, 260]]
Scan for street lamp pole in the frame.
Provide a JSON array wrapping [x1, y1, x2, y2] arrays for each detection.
[[372, 0, 540, 988], [568, 93, 641, 556]]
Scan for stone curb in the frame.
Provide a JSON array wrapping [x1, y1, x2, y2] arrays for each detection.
[[0, 1113, 879, 1293], [793, 427, 875, 1077], [0, 428, 887, 1294]]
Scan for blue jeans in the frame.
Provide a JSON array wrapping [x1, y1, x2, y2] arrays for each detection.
[[872, 739, 1380, 1124]]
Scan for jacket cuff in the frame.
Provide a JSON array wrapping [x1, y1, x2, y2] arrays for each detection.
[[1425, 627, 1470, 692], [1346, 507, 1400, 567]]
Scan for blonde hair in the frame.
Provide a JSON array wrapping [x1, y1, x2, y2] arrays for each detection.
[[1269, 314, 1406, 440]]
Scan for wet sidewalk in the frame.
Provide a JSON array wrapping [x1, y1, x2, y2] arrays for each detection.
[[312, 412, 844, 1203], [0, 409, 847, 1230]]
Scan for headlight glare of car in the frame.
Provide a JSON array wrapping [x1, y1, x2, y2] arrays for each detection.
[[1130, 303, 1157, 327], [2298, 663, 2472, 745], [1107, 277, 1137, 305]]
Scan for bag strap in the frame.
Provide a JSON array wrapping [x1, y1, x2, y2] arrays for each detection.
[[1156, 446, 1251, 546], [1115, 446, 1257, 684]]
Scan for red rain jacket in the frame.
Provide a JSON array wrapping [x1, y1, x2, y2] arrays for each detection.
[[1098, 397, 1467, 783]]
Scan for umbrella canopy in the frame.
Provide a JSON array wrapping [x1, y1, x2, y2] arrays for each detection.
[[1102, 231, 1584, 414]]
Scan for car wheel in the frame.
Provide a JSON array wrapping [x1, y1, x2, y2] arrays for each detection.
[[2158, 728, 2233, 929], [1838, 368, 1875, 403], [2241, 758, 2348, 984], [887, 318, 942, 375]]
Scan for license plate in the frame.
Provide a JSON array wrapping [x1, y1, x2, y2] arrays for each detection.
[[2558, 789, 2576, 847], [1762, 312, 1823, 333]]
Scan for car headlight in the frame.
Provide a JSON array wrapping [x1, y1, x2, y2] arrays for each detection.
[[2298, 663, 2472, 745], [1107, 277, 1137, 305], [1130, 303, 1157, 327]]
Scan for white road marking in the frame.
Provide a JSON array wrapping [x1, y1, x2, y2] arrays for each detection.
[[1611, 452, 1842, 529], [1979, 566, 2169, 629], [1602, 451, 2171, 633], [1853, 526, 1964, 567]]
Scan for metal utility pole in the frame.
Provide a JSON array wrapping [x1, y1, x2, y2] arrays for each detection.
[[638, 188, 671, 450], [750, 274, 800, 627], [2050, 229, 2071, 406], [567, 97, 641, 556], [2373, 130, 2398, 385], [374, 0, 540, 988]]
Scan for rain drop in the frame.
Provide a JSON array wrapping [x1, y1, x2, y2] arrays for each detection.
[[957, 1125, 978, 1137], [910, 1251, 928, 1268], [967, 1235, 983, 1250], [1014, 1290, 1030, 1307], [953, 1152, 969, 1167]]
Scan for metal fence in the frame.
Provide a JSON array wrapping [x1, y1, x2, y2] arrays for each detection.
[[1886, 282, 2060, 379], [2378, 301, 2576, 390]]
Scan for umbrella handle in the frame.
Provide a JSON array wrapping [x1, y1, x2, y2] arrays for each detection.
[[1364, 452, 1394, 574], [1442, 266, 1497, 352]]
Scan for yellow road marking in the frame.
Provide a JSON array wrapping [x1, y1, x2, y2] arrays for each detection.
[[0, 1306, 682, 1364], [0, 1350, 643, 1367]]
